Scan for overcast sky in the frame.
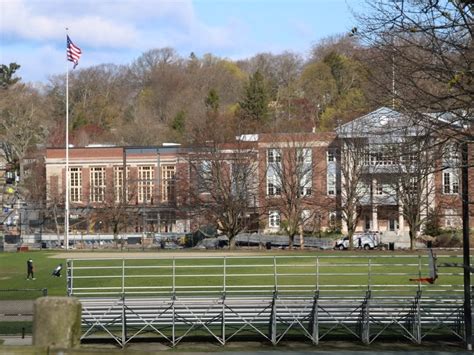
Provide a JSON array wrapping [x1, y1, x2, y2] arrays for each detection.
[[0, 0, 365, 83]]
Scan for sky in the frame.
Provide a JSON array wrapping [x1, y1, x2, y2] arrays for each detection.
[[0, 0, 366, 84]]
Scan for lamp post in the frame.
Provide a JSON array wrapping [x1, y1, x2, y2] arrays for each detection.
[[461, 141, 472, 350]]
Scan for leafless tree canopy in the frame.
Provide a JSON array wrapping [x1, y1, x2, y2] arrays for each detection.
[[356, 0, 473, 138]]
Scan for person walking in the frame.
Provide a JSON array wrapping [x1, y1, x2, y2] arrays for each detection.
[[26, 258, 35, 280]]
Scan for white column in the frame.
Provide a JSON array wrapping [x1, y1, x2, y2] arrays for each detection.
[[398, 204, 404, 235], [372, 206, 378, 231], [371, 177, 378, 231]]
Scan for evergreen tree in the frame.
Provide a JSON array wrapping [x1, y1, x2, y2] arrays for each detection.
[[239, 70, 269, 124], [0, 63, 21, 89], [205, 88, 220, 114]]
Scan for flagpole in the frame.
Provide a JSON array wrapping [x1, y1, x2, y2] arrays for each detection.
[[65, 28, 70, 251]]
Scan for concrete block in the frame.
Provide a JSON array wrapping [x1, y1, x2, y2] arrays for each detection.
[[33, 297, 82, 348]]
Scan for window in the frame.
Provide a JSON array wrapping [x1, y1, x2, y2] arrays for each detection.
[[365, 151, 393, 166], [327, 173, 336, 196], [301, 209, 311, 225], [376, 182, 383, 195], [267, 176, 282, 196], [299, 186, 312, 197], [365, 217, 371, 231], [443, 143, 459, 165], [90, 167, 105, 202], [138, 166, 154, 203], [327, 150, 336, 163], [298, 148, 312, 196], [407, 178, 419, 195], [198, 160, 212, 192], [443, 170, 459, 194], [269, 210, 280, 228], [444, 208, 460, 228], [161, 165, 175, 202], [329, 211, 337, 229], [114, 166, 130, 203], [69, 167, 82, 202], [298, 148, 312, 164], [389, 219, 397, 231], [267, 149, 281, 163]]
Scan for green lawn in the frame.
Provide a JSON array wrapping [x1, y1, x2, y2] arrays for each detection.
[[0, 251, 67, 299], [0, 250, 467, 300]]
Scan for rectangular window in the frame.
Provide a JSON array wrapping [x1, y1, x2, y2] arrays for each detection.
[[114, 166, 130, 203], [90, 167, 105, 203], [327, 150, 335, 163], [327, 173, 336, 196], [443, 170, 459, 194], [298, 148, 312, 196], [198, 160, 212, 192], [443, 143, 459, 165], [376, 182, 383, 195], [269, 210, 280, 228], [69, 167, 82, 203], [138, 166, 154, 203], [297, 148, 312, 163], [161, 165, 175, 202], [267, 177, 282, 196], [267, 149, 281, 163], [389, 219, 397, 231]]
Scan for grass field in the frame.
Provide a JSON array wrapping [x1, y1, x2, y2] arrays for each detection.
[[0, 249, 467, 300]]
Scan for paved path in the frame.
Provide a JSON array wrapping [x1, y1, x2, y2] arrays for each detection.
[[50, 250, 267, 259], [0, 300, 33, 321]]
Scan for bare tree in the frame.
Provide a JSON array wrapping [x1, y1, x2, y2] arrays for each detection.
[[356, 0, 473, 136], [91, 168, 138, 249], [385, 124, 442, 250], [0, 85, 48, 178], [338, 137, 369, 249], [264, 134, 325, 249], [185, 141, 259, 249]]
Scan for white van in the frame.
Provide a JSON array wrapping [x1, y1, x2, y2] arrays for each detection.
[[335, 233, 379, 250]]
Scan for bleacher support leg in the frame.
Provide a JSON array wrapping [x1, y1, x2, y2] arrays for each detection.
[[270, 291, 277, 345], [121, 294, 127, 348], [310, 291, 320, 345], [221, 292, 226, 345], [361, 291, 371, 344]]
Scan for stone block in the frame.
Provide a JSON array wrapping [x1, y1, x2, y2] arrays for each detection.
[[33, 297, 82, 348]]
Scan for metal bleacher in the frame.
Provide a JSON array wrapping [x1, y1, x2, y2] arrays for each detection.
[[66, 255, 470, 347]]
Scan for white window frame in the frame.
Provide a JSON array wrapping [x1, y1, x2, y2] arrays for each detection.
[[327, 173, 336, 196], [267, 176, 282, 196], [443, 169, 459, 195], [114, 166, 130, 203], [69, 167, 82, 203], [90, 167, 105, 203], [269, 210, 280, 228], [267, 148, 282, 163], [138, 166, 154, 203], [161, 165, 176, 202]]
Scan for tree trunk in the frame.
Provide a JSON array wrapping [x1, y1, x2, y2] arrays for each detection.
[[348, 227, 354, 250], [288, 234, 295, 249], [409, 229, 415, 250], [299, 225, 304, 250], [229, 236, 236, 250]]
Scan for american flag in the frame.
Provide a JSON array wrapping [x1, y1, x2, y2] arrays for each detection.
[[67, 35, 82, 69]]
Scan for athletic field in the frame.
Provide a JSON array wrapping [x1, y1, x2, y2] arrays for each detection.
[[0, 249, 466, 299]]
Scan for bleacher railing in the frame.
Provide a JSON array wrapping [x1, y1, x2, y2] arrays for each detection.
[[67, 255, 467, 297]]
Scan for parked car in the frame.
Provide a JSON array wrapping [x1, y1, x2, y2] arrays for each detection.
[[335, 233, 379, 250]]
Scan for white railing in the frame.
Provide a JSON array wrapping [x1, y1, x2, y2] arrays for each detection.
[[67, 255, 467, 297]]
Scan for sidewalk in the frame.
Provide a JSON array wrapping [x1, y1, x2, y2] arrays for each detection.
[[0, 335, 32, 345]]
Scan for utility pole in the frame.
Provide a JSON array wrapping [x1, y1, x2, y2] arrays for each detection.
[[461, 141, 472, 350]]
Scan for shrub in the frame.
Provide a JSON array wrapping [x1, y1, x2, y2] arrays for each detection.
[[434, 230, 462, 247]]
